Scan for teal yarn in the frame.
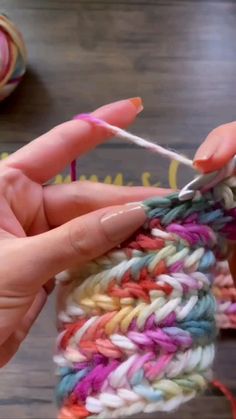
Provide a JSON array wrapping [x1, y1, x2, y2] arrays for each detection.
[[55, 170, 236, 418]]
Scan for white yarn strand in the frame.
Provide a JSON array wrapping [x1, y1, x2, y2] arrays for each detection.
[[100, 121, 193, 168]]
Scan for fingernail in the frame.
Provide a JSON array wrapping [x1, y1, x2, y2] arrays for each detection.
[[101, 203, 146, 243], [129, 97, 143, 114], [193, 155, 214, 172], [193, 135, 222, 171]]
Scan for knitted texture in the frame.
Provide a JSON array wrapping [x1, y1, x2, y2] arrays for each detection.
[[0, 14, 27, 101], [55, 176, 236, 419], [213, 261, 236, 329]]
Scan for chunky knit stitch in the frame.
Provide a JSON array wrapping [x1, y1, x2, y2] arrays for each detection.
[[55, 177, 236, 419]]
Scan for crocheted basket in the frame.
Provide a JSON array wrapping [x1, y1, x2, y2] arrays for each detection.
[[213, 261, 236, 329], [55, 179, 236, 418]]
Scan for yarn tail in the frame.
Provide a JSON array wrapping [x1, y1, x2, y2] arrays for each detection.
[[70, 160, 77, 182], [212, 380, 236, 419]]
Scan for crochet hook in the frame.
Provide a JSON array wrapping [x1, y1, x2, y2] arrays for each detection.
[[178, 156, 236, 201]]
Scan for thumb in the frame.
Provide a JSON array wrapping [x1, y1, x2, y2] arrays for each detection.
[[11, 203, 146, 289]]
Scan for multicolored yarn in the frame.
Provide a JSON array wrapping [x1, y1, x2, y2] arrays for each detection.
[[55, 172, 236, 419], [0, 14, 27, 101], [213, 261, 236, 329]]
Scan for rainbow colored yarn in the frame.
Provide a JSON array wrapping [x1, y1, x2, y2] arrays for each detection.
[[213, 261, 236, 329], [55, 177, 236, 419], [0, 14, 27, 101]]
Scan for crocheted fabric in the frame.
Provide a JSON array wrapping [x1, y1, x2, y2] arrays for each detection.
[[213, 261, 236, 329], [55, 177, 236, 419]]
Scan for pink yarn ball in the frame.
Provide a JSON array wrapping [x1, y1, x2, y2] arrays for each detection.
[[0, 14, 27, 101]]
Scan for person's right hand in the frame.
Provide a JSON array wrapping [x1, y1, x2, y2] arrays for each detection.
[[193, 121, 236, 280]]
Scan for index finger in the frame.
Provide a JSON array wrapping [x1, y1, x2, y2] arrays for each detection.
[[3, 98, 142, 183]]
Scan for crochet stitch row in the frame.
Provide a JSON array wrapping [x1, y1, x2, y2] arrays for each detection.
[[55, 178, 236, 419]]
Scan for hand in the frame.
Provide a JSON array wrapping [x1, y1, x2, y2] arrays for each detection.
[[0, 98, 170, 367], [194, 121, 236, 281]]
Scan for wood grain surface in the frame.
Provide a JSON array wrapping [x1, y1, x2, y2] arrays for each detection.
[[0, 1, 236, 418]]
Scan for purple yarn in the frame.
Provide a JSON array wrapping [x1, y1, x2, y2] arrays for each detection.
[[93, 354, 107, 365], [75, 354, 106, 371], [128, 324, 191, 353], [128, 331, 154, 348], [226, 303, 236, 314], [74, 361, 90, 371], [168, 223, 214, 246], [92, 361, 120, 393], [70, 160, 77, 182], [129, 313, 176, 334], [144, 314, 155, 330], [167, 224, 197, 245], [170, 334, 192, 348], [127, 313, 177, 335], [188, 224, 215, 242], [228, 208, 236, 217], [163, 328, 192, 348], [74, 360, 119, 401], [184, 214, 198, 223], [181, 283, 190, 293], [159, 312, 176, 327], [128, 352, 155, 380], [170, 261, 184, 273], [145, 330, 179, 353], [222, 222, 236, 240], [128, 318, 137, 331]]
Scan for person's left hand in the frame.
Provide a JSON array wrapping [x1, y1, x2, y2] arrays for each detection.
[[0, 98, 170, 367]]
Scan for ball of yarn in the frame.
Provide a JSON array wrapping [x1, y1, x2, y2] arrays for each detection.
[[55, 175, 236, 419], [0, 14, 27, 101]]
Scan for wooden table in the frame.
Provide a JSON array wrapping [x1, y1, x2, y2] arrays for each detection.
[[0, 1, 236, 418]]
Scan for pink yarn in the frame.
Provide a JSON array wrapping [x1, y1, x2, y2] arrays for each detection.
[[0, 14, 27, 101]]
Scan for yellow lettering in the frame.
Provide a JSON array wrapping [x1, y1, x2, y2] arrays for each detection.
[[78, 174, 124, 185], [104, 174, 124, 185], [54, 175, 72, 184], [113, 173, 123, 186], [54, 175, 63, 184], [64, 175, 71, 184], [1, 152, 9, 160], [142, 172, 152, 186], [52, 171, 168, 188], [141, 172, 161, 187], [168, 160, 179, 189], [103, 175, 112, 184], [89, 175, 99, 182], [152, 181, 161, 187], [78, 174, 99, 182]]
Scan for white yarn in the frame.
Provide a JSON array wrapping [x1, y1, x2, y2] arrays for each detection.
[[103, 121, 193, 168]]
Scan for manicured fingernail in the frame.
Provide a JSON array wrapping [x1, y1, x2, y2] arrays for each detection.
[[101, 203, 146, 243], [193, 155, 214, 171], [129, 97, 143, 114], [193, 135, 222, 171]]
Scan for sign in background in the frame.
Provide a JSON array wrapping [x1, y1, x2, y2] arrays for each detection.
[[0, 144, 194, 190]]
